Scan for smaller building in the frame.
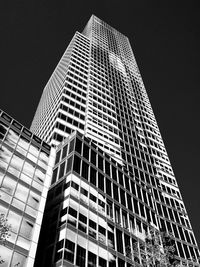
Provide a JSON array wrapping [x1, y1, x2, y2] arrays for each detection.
[[35, 131, 142, 267], [0, 110, 54, 267]]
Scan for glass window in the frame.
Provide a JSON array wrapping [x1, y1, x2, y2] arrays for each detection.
[[25, 205, 37, 217], [124, 176, 130, 191], [113, 184, 119, 201], [62, 144, 68, 159], [19, 218, 34, 239], [64, 239, 75, 263], [66, 156, 72, 173], [37, 158, 47, 170], [98, 173, 104, 191], [88, 251, 96, 267], [75, 138, 82, 155], [116, 229, 123, 253], [51, 168, 58, 184], [16, 235, 30, 250], [23, 161, 35, 178], [2, 175, 17, 195], [6, 129, 19, 147], [29, 143, 40, 157], [0, 245, 12, 266], [73, 155, 81, 174], [118, 258, 125, 267], [76, 245, 86, 266], [99, 257, 107, 267], [27, 152, 37, 164], [133, 198, 139, 214], [106, 179, 112, 197], [34, 168, 45, 183], [120, 189, 126, 207], [105, 161, 110, 176], [90, 167, 97, 186], [108, 223, 115, 249], [127, 193, 133, 211], [111, 165, 117, 181], [69, 139, 75, 154], [83, 144, 89, 160], [115, 206, 121, 224], [55, 150, 61, 165], [10, 154, 24, 171], [81, 161, 88, 180], [27, 191, 40, 210], [0, 122, 8, 139], [91, 150, 96, 165], [12, 197, 25, 210], [15, 183, 29, 202], [18, 136, 30, 151], [0, 145, 12, 166], [39, 150, 49, 164], [79, 213, 87, 224], [59, 162, 65, 179], [68, 207, 77, 218], [98, 155, 103, 171], [7, 210, 21, 233]]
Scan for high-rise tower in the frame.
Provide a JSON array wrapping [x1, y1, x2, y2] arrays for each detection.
[[32, 15, 200, 266]]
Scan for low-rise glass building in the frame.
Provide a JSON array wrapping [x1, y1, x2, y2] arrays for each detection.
[[0, 110, 53, 267]]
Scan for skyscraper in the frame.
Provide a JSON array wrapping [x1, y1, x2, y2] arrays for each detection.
[[31, 15, 199, 266]]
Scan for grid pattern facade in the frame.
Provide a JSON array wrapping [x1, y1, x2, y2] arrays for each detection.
[[36, 132, 199, 267], [31, 32, 90, 147], [32, 15, 199, 266], [0, 110, 52, 267]]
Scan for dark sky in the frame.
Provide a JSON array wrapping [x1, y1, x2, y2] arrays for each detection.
[[0, 0, 200, 247]]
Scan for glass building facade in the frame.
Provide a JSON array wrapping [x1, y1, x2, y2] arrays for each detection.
[[30, 15, 200, 266], [0, 110, 53, 267]]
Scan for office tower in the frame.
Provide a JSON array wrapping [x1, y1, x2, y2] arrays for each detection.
[[0, 110, 54, 267], [32, 15, 199, 266]]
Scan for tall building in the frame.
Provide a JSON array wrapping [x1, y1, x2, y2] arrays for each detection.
[[30, 15, 199, 266], [0, 110, 54, 266]]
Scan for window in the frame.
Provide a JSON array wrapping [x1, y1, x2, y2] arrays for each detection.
[[83, 144, 89, 160], [99, 257, 106, 267], [91, 149, 96, 165], [76, 245, 86, 266], [113, 183, 119, 201], [116, 229, 123, 254], [69, 139, 75, 154], [79, 213, 87, 224], [68, 207, 77, 218], [55, 150, 61, 165], [71, 181, 79, 191], [120, 189, 126, 207], [98, 155, 103, 171], [81, 161, 88, 180], [90, 167, 97, 186], [112, 165, 117, 181], [106, 179, 112, 197], [66, 156, 73, 173], [62, 145, 68, 159], [59, 162, 65, 179], [90, 194, 96, 202], [98, 173, 104, 191], [75, 138, 82, 155], [115, 206, 121, 224], [64, 239, 75, 263], [73, 155, 81, 174], [105, 160, 110, 176], [118, 171, 124, 186], [52, 168, 58, 184], [88, 251, 96, 267]]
